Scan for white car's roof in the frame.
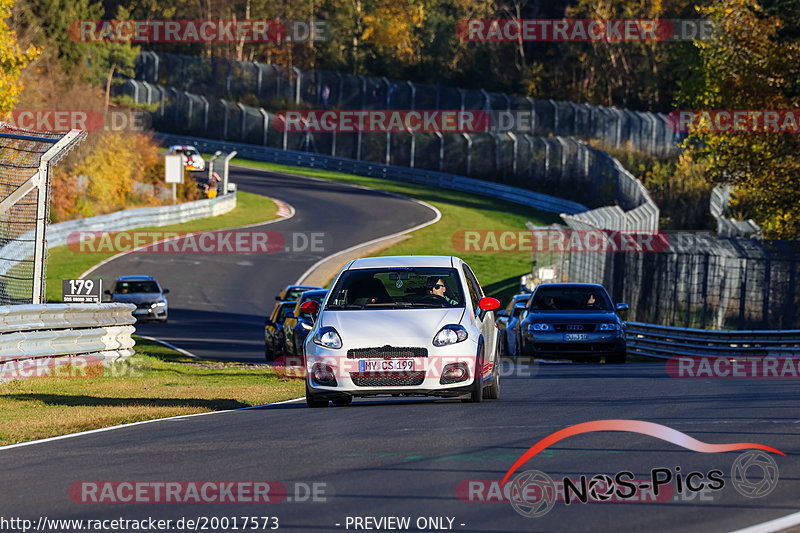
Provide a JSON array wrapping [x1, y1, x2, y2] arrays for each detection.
[[347, 255, 457, 269]]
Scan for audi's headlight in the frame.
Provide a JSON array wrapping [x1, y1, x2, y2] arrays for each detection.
[[433, 325, 468, 347], [301, 322, 313, 330], [530, 323, 553, 331], [150, 301, 166, 308], [598, 323, 619, 331], [314, 326, 342, 349]]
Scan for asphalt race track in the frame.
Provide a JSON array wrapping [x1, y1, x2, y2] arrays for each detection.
[[0, 165, 798, 532], [90, 165, 437, 362]]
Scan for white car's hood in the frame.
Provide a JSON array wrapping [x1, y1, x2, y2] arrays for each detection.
[[321, 308, 466, 345]]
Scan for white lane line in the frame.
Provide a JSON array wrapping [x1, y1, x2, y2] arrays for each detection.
[[0, 397, 305, 452], [729, 511, 800, 533], [227, 165, 443, 287], [78, 196, 296, 280], [135, 335, 201, 359], [294, 197, 441, 285]]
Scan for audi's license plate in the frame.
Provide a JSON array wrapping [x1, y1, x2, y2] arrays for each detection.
[[359, 359, 415, 372], [564, 333, 588, 341], [132, 309, 148, 315]]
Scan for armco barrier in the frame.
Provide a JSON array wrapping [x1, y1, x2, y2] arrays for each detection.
[[0, 303, 137, 381], [156, 133, 588, 215], [626, 322, 800, 359], [0, 191, 236, 279], [46, 191, 237, 248]]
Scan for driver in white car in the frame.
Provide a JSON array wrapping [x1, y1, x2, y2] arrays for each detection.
[[427, 277, 457, 305]]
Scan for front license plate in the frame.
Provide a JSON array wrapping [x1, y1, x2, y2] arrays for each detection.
[[133, 309, 148, 315], [564, 333, 588, 341], [359, 359, 415, 372]]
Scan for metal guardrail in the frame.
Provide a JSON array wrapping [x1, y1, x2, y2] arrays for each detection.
[[0, 192, 236, 280], [626, 322, 800, 359], [0, 303, 137, 381], [156, 133, 588, 215]]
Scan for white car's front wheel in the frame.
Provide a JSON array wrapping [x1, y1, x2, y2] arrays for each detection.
[[305, 381, 329, 408]]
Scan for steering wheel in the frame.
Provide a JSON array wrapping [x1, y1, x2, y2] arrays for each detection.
[[419, 294, 448, 305]]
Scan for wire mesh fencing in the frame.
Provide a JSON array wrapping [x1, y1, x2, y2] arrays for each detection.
[[0, 125, 85, 305], [121, 79, 660, 225], [530, 230, 800, 330], [134, 51, 683, 158]]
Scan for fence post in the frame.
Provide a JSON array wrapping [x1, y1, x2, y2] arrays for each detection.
[[259, 108, 269, 146], [526, 97, 537, 135], [775, 241, 796, 329], [462, 133, 471, 175], [507, 132, 518, 175], [406, 80, 416, 109], [409, 131, 416, 168], [221, 99, 229, 139], [700, 253, 709, 329], [199, 95, 209, 133], [237, 103, 246, 140], [32, 130, 84, 303], [435, 131, 444, 172], [292, 66, 302, 105]]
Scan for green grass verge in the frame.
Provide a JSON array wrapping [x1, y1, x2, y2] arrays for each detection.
[[45, 191, 279, 302], [229, 158, 560, 305], [0, 337, 304, 446]]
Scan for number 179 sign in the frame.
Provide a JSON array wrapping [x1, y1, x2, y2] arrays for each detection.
[[62, 279, 102, 303]]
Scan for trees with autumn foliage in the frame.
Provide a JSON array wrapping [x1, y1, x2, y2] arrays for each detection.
[[679, 0, 800, 237]]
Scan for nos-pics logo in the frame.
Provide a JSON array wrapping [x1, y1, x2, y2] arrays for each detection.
[[501, 420, 782, 518]]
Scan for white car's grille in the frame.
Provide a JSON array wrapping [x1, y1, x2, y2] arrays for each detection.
[[347, 346, 428, 359], [350, 371, 426, 387]]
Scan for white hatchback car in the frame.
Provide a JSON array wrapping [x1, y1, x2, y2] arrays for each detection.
[[303, 256, 501, 407], [165, 145, 205, 171]]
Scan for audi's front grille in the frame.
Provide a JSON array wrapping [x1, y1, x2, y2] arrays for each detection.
[[534, 342, 615, 352], [350, 371, 426, 387], [553, 324, 597, 332], [135, 303, 151, 309], [347, 346, 428, 359]]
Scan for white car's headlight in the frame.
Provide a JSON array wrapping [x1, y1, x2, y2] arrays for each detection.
[[530, 323, 552, 331], [314, 327, 342, 349], [598, 323, 619, 331], [433, 325, 468, 346]]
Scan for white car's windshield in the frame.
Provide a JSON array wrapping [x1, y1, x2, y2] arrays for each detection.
[[327, 267, 465, 309]]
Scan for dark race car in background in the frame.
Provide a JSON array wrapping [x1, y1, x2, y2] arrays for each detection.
[[495, 293, 531, 360], [265, 300, 298, 361]]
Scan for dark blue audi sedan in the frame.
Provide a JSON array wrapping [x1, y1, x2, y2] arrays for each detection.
[[518, 283, 628, 363]]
